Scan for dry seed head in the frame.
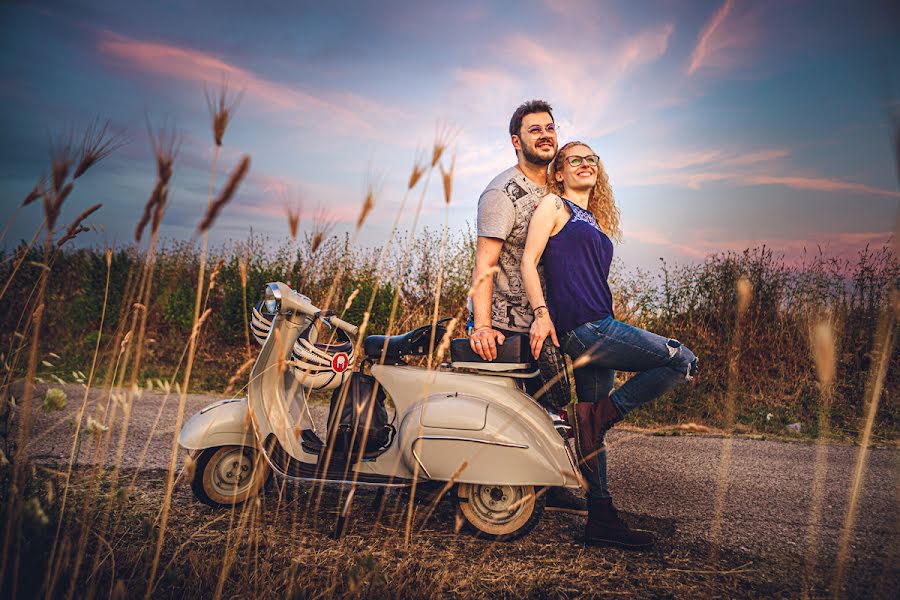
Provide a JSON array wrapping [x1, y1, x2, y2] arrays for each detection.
[[105, 248, 113, 267], [356, 186, 375, 231], [408, 161, 425, 190], [120, 330, 133, 353], [286, 202, 301, 241], [57, 203, 102, 247], [205, 81, 243, 147], [135, 181, 163, 243], [198, 155, 251, 234], [208, 258, 224, 293], [810, 320, 836, 387], [736, 276, 752, 316], [147, 119, 179, 185], [308, 207, 336, 254], [22, 178, 45, 207], [431, 125, 453, 167], [73, 117, 127, 179], [49, 131, 74, 194], [238, 254, 248, 288], [440, 153, 455, 206], [343, 288, 360, 312]]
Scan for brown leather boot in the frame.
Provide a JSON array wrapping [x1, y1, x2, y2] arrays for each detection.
[[591, 395, 622, 445], [584, 497, 655, 550], [573, 402, 598, 471]]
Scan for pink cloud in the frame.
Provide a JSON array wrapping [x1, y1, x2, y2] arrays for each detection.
[[647, 150, 724, 170], [740, 175, 900, 198], [625, 225, 895, 264], [96, 31, 401, 134], [616, 24, 675, 75], [687, 0, 758, 77], [620, 146, 899, 198]]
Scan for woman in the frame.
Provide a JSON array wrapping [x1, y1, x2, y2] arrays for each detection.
[[521, 141, 698, 549]]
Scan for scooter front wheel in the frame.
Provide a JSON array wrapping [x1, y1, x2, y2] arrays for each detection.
[[191, 445, 271, 508], [455, 483, 544, 542]]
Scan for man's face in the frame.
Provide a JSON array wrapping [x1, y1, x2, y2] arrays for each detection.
[[513, 112, 558, 167]]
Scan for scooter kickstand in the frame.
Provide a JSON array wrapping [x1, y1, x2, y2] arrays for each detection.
[[332, 487, 356, 540]]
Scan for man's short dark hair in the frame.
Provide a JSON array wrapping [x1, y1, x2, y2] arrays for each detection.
[[508, 100, 554, 138]]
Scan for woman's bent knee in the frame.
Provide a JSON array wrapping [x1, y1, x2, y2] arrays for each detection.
[[665, 338, 698, 381]]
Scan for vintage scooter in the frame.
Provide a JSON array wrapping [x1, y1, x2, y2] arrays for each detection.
[[179, 282, 582, 540]]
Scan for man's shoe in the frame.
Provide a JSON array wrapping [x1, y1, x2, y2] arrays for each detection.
[[584, 497, 654, 550], [544, 487, 588, 516]]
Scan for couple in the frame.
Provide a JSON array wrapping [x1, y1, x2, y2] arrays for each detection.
[[469, 100, 698, 549]]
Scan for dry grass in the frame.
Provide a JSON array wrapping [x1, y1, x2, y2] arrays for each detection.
[[6, 465, 885, 600], [1, 90, 898, 600]]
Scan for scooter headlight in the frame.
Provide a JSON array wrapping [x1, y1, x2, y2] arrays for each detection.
[[263, 284, 281, 314]]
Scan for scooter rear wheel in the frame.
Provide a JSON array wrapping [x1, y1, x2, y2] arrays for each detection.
[[191, 445, 270, 507], [455, 483, 544, 542]]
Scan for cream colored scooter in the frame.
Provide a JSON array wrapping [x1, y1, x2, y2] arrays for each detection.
[[179, 282, 582, 540]]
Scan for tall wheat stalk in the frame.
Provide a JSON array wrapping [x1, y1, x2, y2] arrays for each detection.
[[146, 83, 245, 596], [802, 318, 836, 599], [43, 247, 113, 599], [831, 299, 897, 597], [1, 121, 115, 596], [708, 276, 752, 563]]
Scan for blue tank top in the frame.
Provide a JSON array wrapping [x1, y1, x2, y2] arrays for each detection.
[[542, 197, 615, 335]]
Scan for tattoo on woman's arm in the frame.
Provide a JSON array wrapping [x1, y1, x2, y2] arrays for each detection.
[[555, 197, 562, 210]]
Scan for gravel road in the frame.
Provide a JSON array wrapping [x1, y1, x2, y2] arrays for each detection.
[[22, 383, 899, 595]]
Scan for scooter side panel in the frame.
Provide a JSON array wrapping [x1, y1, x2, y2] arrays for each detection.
[[178, 398, 255, 450], [380, 367, 581, 487]]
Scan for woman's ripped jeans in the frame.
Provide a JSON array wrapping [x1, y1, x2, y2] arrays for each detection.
[[563, 316, 698, 499]]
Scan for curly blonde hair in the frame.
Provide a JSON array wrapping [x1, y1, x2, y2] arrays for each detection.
[[549, 141, 622, 242]]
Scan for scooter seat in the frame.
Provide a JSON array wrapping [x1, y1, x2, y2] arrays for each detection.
[[364, 323, 447, 363], [450, 334, 536, 370]]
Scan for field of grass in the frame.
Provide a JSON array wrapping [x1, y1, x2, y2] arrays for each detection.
[[1, 92, 896, 599]]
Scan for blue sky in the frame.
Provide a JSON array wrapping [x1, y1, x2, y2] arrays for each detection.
[[1, 0, 898, 272]]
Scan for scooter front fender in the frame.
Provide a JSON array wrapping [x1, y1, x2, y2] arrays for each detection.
[[178, 398, 255, 450]]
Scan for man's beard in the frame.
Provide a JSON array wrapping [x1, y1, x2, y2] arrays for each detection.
[[521, 138, 555, 167]]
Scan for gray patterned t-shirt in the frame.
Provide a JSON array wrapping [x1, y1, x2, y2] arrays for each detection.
[[476, 166, 548, 333]]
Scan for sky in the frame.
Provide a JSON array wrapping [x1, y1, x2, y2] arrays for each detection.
[[1, 0, 899, 273]]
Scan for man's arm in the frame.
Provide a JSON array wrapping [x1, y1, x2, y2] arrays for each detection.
[[469, 236, 506, 360]]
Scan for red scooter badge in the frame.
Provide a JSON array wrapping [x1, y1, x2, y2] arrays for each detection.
[[331, 352, 349, 373]]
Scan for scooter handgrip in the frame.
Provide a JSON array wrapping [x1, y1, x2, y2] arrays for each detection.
[[327, 316, 359, 336]]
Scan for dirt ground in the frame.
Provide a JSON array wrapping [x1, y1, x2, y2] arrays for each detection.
[[12, 383, 900, 598]]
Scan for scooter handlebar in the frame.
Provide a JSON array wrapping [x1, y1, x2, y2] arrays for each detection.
[[325, 315, 359, 337], [265, 282, 359, 336]]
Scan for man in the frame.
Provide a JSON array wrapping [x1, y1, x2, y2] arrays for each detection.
[[469, 99, 584, 516]]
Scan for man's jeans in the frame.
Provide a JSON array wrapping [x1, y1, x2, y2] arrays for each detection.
[[562, 316, 698, 499]]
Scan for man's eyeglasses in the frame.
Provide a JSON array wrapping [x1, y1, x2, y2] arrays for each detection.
[[525, 123, 558, 136], [564, 154, 599, 167]]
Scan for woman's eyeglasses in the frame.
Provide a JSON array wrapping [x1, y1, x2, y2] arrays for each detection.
[[564, 154, 599, 167]]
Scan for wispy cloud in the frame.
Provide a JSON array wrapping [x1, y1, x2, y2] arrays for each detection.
[[740, 175, 900, 198], [687, 0, 758, 77], [622, 146, 899, 197], [96, 31, 402, 135], [626, 224, 894, 263]]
